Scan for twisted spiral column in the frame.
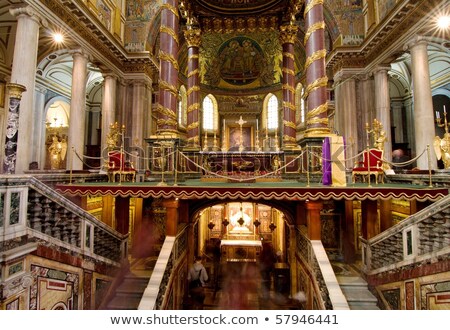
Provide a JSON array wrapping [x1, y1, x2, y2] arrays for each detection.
[[304, 0, 329, 136], [157, 0, 179, 134], [184, 28, 201, 148], [280, 24, 299, 149]]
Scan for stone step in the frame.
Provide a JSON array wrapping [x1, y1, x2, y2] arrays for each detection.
[[341, 286, 378, 303], [336, 276, 368, 287]]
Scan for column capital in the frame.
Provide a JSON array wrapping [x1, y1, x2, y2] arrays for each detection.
[[10, 5, 48, 28], [70, 48, 91, 62], [35, 84, 47, 95], [279, 24, 298, 44], [372, 64, 391, 76], [403, 35, 429, 52], [184, 28, 202, 48], [102, 72, 118, 80]]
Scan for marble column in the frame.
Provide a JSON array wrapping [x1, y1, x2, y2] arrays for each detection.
[[157, 0, 179, 134], [3, 83, 26, 174], [373, 65, 392, 162], [9, 6, 46, 173], [280, 24, 298, 149], [68, 49, 89, 171], [131, 79, 149, 147], [117, 79, 128, 125], [358, 74, 375, 151], [334, 70, 358, 169], [405, 37, 436, 169], [34, 86, 47, 169], [100, 73, 117, 155], [184, 27, 201, 149], [304, 0, 329, 136]]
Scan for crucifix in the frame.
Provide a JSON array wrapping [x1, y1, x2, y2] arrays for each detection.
[[235, 115, 247, 152]]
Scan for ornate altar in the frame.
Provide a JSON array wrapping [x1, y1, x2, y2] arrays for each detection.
[[200, 151, 283, 182], [220, 240, 262, 262]]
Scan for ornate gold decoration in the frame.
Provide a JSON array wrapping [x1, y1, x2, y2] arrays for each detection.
[[279, 24, 298, 44], [159, 79, 178, 97], [282, 101, 296, 111], [307, 117, 329, 125], [187, 122, 199, 130], [304, 0, 324, 17], [282, 67, 295, 76], [306, 102, 328, 119], [305, 49, 326, 70], [188, 54, 199, 61], [160, 26, 179, 45], [6, 83, 26, 99], [184, 28, 201, 47], [157, 104, 177, 119], [187, 69, 200, 78], [303, 76, 328, 99], [282, 52, 295, 60], [434, 108, 450, 169], [304, 21, 325, 44], [283, 135, 297, 142], [283, 120, 297, 129], [187, 85, 200, 96], [161, 3, 179, 19], [187, 103, 200, 113], [157, 118, 178, 127], [158, 50, 179, 71], [281, 83, 295, 94]]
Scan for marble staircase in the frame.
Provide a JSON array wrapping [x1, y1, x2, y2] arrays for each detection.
[[104, 257, 157, 310], [333, 262, 379, 310]]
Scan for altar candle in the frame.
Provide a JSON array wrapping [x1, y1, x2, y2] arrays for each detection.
[[444, 105, 447, 114], [436, 111, 440, 119], [223, 119, 225, 131], [256, 119, 259, 131]]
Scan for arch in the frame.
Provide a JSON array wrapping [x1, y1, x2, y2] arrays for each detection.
[[202, 94, 218, 131], [262, 93, 279, 131], [178, 85, 187, 128]]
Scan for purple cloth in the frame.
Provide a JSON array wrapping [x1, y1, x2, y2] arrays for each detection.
[[322, 137, 331, 185]]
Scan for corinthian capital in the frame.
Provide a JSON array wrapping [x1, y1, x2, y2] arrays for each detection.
[[184, 28, 202, 48], [279, 24, 298, 44]]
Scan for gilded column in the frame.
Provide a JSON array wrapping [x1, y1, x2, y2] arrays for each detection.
[[184, 27, 201, 149], [280, 24, 298, 149], [3, 83, 26, 174], [157, 0, 179, 134], [304, 0, 329, 136]]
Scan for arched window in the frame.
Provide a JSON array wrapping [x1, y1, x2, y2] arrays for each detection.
[[202, 94, 218, 131], [267, 94, 278, 130], [295, 83, 305, 125], [178, 85, 187, 128]]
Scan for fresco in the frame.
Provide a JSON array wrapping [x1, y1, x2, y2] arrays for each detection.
[[378, 0, 397, 21]]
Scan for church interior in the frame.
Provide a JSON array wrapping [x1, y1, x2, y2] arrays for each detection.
[[0, 0, 449, 310]]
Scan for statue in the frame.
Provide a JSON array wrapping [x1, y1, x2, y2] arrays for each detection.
[[374, 130, 387, 151], [48, 135, 67, 170], [434, 134, 450, 169]]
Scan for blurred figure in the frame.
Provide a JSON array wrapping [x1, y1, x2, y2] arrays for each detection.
[[392, 149, 410, 171], [259, 242, 276, 299], [187, 256, 208, 309]]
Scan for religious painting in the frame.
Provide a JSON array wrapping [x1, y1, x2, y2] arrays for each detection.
[[227, 125, 253, 151], [377, 0, 397, 21], [218, 37, 264, 86]]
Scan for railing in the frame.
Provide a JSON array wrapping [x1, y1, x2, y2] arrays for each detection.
[[295, 226, 349, 310], [361, 194, 450, 274], [0, 175, 126, 265], [138, 224, 188, 310]]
